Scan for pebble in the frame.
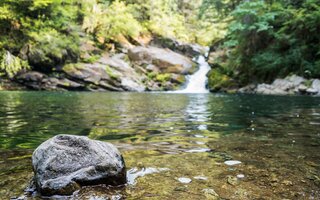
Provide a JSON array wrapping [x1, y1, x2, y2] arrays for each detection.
[[194, 134, 205, 138], [194, 176, 208, 180], [186, 148, 211, 153], [202, 188, 219, 199], [237, 174, 245, 179], [195, 141, 205, 145], [178, 177, 192, 184], [227, 176, 239, 186], [224, 160, 242, 166]]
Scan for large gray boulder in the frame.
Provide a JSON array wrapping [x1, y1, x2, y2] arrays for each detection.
[[128, 46, 196, 74], [63, 54, 146, 91], [150, 36, 208, 57], [32, 135, 126, 196]]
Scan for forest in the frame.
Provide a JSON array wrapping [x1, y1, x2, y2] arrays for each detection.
[[0, 0, 319, 91]]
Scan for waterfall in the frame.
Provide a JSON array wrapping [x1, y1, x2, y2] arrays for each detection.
[[174, 56, 211, 93]]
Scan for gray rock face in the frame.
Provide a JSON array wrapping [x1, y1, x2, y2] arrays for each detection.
[[150, 36, 208, 57], [63, 54, 146, 92], [32, 135, 126, 196], [128, 46, 196, 74]]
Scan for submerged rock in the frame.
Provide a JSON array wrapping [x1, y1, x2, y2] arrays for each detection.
[[202, 188, 219, 200], [32, 134, 126, 196]]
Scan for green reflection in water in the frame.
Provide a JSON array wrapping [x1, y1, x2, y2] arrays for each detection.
[[0, 92, 319, 199]]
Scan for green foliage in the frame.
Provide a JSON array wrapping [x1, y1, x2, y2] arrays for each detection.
[[207, 68, 235, 91], [27, 28, 79, 68], [83, 0, 144, 43], [200, 0, 244, 18], [0, 51, 30, 78], [82, 55, 101, 64], [156, 73, 171, 83], [218, 0, 320, 84]]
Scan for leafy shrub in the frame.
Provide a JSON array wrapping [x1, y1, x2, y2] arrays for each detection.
[[26, 28, 79, 70], [83, 0, 144, 43], [220, 0, 320, 83], [0, 51, 30, 78]]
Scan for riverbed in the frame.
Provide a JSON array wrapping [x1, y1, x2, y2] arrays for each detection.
[[0, 92, 319, 199]]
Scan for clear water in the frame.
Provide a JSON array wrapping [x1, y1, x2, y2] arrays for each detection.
[[173, 56, 211, 93], [0, 92, 320, 199]]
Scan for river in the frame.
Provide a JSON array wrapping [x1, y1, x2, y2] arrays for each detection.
[[0, 92, 320, 199]]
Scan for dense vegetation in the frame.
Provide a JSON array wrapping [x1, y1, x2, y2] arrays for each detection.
[[0, 0, 221, 76], [206, 0, 320, 90], [0, 0, 319, 89]]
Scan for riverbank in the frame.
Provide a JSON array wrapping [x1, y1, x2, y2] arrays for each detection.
[[0, 37, 207, 92], [208, 74, 320, 96], [206, 49, 320, 96]]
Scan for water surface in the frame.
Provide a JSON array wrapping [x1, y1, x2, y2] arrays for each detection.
[[0, 92, 319, 199]]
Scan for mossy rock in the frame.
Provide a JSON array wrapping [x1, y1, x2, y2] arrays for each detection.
[[188, 62, 198, 74], [63, 63, 85, 74], [105, 65, 119, 80], [155, 73, 171, 83], [207, 69, 237, 92], [82, 55, 101, 64]]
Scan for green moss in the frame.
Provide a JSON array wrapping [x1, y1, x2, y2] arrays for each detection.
[[188, 62, 199, 74], [147, 72, 157, 80], [156, 73, 171, 83], [174, 75, 186, 84], [82, 55, 101, 64], [207, 69, 236, 92], [63, 63, 84, 73], [304, 80, 312, 88], [105, 65, 119, 79]]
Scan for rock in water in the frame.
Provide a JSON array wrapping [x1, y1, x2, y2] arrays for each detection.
[[32, 134, 126, 196]]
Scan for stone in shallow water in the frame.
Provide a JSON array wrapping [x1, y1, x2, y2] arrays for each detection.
[[185, 148, 211, 153], [194, 176, 208, 180], [178, 177, 192, 184], [202, 188, 219, 199], [237, 174, 245, 179], [194, 134, 205, 138], [32, 134, 126, 196], [224, 160, 242, 166], [227, 176, 239, 186]]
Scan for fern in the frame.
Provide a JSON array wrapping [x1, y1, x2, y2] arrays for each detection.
[[0, 51, 30, 78]]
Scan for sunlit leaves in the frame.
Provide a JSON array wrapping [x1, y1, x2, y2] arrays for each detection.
[[0, 51, 30, 78]]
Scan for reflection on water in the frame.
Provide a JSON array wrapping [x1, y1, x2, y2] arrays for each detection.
[[0, 92, 320, 199]]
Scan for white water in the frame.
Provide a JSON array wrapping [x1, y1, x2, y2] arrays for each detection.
[[174, 56, 211, 93]]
